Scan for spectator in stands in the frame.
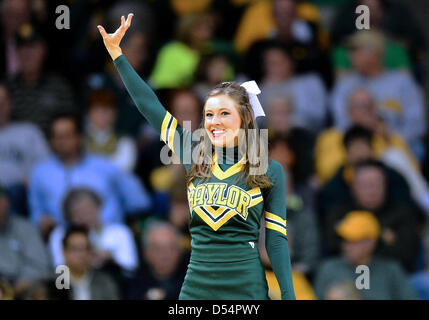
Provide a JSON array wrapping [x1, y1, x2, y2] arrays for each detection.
[[330, 30, 426, 160], [0, 0, 32, 78], [136, 89, 202, 199], [318, 88, 429, 213], [258, 42, 327, 132], [0, 186, 51, 296], [315, 211, 419, 299], [331, 31, 411, 78], [149, 12, 215, 89], [166, 169, 191, 253], [410, 269, 429, 300], [316, 88, 420, 185], [84, 89, 137, 172], [323, 281, 361, 300], [0, 83, 49, 215], [167, 89, 202, 133], [126, 221, 186, 300], [243, 0, 332, 86], [149, 12, 235, 89], [318, 126, 414, 220], [193, 53, 234, 102], [29, 113, 151, 240], [49, 188, 139, 273], [268, 129, 315, 208], [0, 278, 14, 300], [7, 25, 77, 134], [324, 160, 421, 273], [84, 27, 152, 137], [330, 0, 425, 81], [63, 225, 119, 300]]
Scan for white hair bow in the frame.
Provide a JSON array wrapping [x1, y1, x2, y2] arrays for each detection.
[[240, 80, 265, 118]]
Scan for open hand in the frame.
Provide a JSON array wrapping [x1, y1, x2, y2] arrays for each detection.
[[97, 13, 134, 60]]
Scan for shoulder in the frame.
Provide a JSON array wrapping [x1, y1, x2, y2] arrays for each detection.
[[85, 154, 115, 169], [317, 257, 345, 273], [4, 122, 38, 133], [384, 70, 412, 81], [159, 41, 192, 56], [267, 159, 284, 177], [264, 159, 285, 186], [103, 223, 133, 238], [91, 270, 117, 285], [9, 215, 38, 234], [332, 73, 361, 91], [295, 73, 325, 88], [316, 128, 343, 143], [371, 256, 405, 274], [49, 226, 65, 242], [32, 156, 57, 173]]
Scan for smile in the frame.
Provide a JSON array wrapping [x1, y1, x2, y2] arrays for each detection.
[[211, 129, 226, 138]]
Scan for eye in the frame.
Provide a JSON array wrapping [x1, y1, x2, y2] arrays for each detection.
[[221, 111, 230, 116], [205, 112, 213, 117]]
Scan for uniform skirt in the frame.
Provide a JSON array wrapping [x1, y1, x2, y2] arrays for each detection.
[[179, 257, 269, 300]]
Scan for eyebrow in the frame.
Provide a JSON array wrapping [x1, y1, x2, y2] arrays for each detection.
[[204, 107, 231, 113]]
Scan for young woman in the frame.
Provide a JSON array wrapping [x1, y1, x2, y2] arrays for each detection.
[[97, 14, 295, 300]]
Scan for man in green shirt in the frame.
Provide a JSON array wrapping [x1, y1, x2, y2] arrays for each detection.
[[314, 211, 419, 300]]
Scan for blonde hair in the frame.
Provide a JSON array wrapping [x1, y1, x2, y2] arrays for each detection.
[[186, 82, 273, 189]]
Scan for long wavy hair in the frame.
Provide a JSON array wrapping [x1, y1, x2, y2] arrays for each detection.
[[186, 82, 273, 189]]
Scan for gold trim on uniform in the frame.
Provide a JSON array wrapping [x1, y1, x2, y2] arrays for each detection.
[[264, 211, 287, 236], [161, 111, 178, 153], [194, 206, 237, 231], [211, 154, 246, 180], [248, 187, 263, 207]]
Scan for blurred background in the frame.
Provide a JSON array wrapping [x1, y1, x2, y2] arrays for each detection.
[[0, 0, 429, 300]]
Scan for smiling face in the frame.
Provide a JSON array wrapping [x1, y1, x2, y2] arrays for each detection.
[[204, 94, 243, 148]]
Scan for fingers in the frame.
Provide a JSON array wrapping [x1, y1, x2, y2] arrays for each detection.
[[97, 25, 107, 38], [121, 15, 125, 27], [125, 13, 134, 27]]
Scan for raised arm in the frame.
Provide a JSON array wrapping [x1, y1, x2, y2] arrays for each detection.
[[97, 14, 192, 165]]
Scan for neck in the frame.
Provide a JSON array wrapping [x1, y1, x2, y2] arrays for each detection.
[[23, 70, 41, 84], [70, 268, 88, 281], [349, 255, 372, 266], [215, 145, 242, 165], [363, 64, 382, 78], [60, 152, 81, 166]]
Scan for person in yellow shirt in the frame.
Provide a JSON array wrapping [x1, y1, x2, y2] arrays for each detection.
[[315, 87, 419, 184], [234, 0, 324, 54]]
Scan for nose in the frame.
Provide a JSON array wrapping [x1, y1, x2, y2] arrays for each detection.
[[210, 114, 221, 125]]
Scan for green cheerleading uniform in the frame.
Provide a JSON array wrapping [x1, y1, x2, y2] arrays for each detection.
[[113, 54, 295, 300]]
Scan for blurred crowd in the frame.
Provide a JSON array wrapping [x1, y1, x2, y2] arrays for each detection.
[[0, 0, 429, 300]]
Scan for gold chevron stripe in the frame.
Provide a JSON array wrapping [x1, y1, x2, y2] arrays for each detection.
[[211, 154, 246, 180], [194, 206, 237, 231], [204, 206, 228, 218]]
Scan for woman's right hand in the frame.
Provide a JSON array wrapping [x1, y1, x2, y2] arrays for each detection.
[[97, 13, 134, 61]]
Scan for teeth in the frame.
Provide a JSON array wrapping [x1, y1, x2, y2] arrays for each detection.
[[213, 130, 225, 134]]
